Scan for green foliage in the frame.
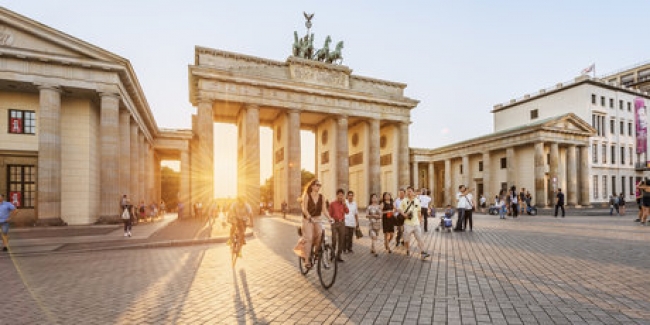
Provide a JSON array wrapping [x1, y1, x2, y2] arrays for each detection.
[[260, 169, 316, 203], [161, 166, 179, 210]]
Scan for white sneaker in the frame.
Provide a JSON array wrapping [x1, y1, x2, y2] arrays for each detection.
[[128, 232, 132, 237], [124, 233, 128, 237]]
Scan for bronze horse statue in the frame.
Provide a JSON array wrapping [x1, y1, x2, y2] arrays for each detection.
[[326, 41, 344, 64], [314, 36, 331, 62]]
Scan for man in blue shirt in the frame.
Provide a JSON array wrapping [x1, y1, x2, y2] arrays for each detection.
[[0, 194, 18, 251]]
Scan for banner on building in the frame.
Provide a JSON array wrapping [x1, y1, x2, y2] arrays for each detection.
[[9, 191, 21, 207], [635, 97, 647, 154], [9, 117, 22, 133]]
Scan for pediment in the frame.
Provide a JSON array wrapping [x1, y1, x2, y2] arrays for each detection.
[[0, 8, 121, 63], [541, 113, 595, 134]]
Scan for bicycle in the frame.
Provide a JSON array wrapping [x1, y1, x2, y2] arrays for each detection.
[[298, 220, 337, 289], [230, 221, 243, 267]]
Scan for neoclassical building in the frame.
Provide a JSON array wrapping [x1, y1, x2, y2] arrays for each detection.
[[413, 75, 650, 207]]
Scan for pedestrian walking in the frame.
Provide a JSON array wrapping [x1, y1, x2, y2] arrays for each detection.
[[121, 200, 133, 237], [394, 189, 406, 247], [400, 187, 430, 259], [619, 193, 626, 216], [463, 188, 476, 231], [418, 188, 431, 232], [498, 195, 507, 219], [281, 200, 288, 219], [380, 192, 395, 254], [455, 185, 471, 231], [637, 180, 650, 226], [367, 193, 381, 257], [343, 191, 359, 254], [554, 188, 565, 217], [510, 186, 519, 218], [328, 188, 349, 262], [0, 194, 17, 251]]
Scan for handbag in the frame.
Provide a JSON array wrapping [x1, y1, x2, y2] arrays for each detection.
[[121, 208, 130, 220], [355, 226, 363, 239]]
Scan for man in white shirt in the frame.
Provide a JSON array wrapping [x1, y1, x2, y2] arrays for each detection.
[[418, 188, 432, 232], [399, 186, 430, 259], [455, 185, 471, 231], [343, 190, 359, 254]]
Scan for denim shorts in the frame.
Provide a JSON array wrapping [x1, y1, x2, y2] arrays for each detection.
[[0, 222, 8, 235]]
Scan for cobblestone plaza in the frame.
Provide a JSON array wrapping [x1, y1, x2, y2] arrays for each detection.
[[2, 214, 650, 324]]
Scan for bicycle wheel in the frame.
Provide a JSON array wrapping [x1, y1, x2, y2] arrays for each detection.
[[317, 243, 337, 289], [231, 235, 240, 267]]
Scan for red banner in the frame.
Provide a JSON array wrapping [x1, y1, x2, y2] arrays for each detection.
[[9, 192, 20, 207], [9, 117, 22, 133]]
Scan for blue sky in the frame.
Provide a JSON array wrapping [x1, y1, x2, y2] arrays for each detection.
[[2, 1, 650, 197]]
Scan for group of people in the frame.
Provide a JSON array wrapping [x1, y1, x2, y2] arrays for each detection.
[[491, 186, 534, 219], [120, 195, 166, 237], [295, 180, 442, 267]]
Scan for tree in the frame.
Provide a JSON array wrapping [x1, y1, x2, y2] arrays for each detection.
[[260, 169, 316, 203], [160, 166, 179, 210]]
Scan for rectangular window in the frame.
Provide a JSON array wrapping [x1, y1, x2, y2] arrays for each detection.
[[8, 110, 36, 134], [630, 176, 634, 196], [603, 175, 607, 199], [592, 94, 596, 104], [601, 96, 605, 106], [622, 177, 626, 197], [593, 175, 599, 199], [602, 144, 607, 163], [620, 99, 624, 110], [620, 121, 624, 135], [7, 165, 35, 208], [601, 117, 605, 136], [610, 98, 614, 108], [500, 157, 507, 169], [592, 144, 598, 163], [460, 164, 463, 174], [629, 122, 633, 136], [621, 146, 625, 165], [478, 161, 483, 172], [612, 176, 617, 196], [611, 145, 616, 164], [628, 102, 632, 111], [530, 109, 538, 120], [630, 147, 633, 165], [610, 119, 615, 134]]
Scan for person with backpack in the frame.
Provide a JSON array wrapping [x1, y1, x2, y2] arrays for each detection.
[[619, 193, 626, 216], [609, 195, 620, 216]]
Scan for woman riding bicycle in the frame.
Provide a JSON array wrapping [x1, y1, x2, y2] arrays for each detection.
[[296, 179, 332, 268], [228, 197, 252, 248]]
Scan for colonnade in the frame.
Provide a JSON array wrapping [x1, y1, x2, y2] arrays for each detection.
[[413, 141, 591, 208], [37, 85, 160, 222]]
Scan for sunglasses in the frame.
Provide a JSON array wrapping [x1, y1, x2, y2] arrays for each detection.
[[314, 183, 322, 186]]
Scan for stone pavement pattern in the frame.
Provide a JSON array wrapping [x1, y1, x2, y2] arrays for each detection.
[[1, 214, 650, 324]]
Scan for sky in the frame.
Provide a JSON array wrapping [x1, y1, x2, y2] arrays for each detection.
[[2, 1, 650, 197]]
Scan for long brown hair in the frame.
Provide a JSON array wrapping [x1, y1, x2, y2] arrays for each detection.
[[303, 179, 320, 197]]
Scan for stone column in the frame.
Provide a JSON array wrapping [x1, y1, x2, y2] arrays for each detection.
[[180, 149, 190, 218], [138, 134, 145, 205], [566, 145, 578, 206], [534, 142, 546, 207], [398, 122, 410, 187], [506, 148, 516, 188], [129, 122, 139, 204], [412, 162, 419, 189], [100, 92, 120, 220], [462, 155, 470, 188], [287, 109, 302, 213], [119, 110, 131, 200], [444, 159, 451, 205], [154, 155, 161, 205], [579, 145, 591, 206], [336, 115, 349, 191], [550, 142, 559, 194], [482, 152, 491, 199], [368, 118, 381, 196], [37, 85, 62, 221], [242, 104, 260, 216], [428, 162, 435, 196], [197, 100, 214, 205]]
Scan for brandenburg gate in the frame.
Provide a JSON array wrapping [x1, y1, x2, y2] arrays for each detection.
[[187, 44, 418, 212]]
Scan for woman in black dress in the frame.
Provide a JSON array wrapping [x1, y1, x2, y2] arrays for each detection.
[[380, 192, 395, 253]]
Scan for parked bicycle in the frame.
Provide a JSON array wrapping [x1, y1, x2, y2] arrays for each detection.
[[298, 220, 337, 289]]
